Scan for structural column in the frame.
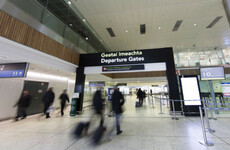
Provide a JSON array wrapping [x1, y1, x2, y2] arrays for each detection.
[[74, 66, 85, 113], [223, 0, 230, 26]]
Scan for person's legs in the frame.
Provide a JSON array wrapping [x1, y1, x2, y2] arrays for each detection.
[[44, 103, 50, 118], [21, 107, 27, 119], [98, 111, 104, 127], [61, 103, 65, 116], [15, 107, 21, 121], [116, 114, 122, 135]]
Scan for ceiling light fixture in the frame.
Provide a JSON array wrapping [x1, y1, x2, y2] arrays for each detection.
[[83, 19, 86, 22], [125, 30, 128, 32], [158, 27, 161, 29], [68, 1, 71, 5], [86, 37, 88, 40], [194, 24, 197, 26], [69, 23, 73, 27]]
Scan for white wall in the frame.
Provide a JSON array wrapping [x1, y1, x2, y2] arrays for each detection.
[[67, 80, 75, 100], [48, 79, 75, 108], [0, 78, 24, 120], [0, 74, 75, 120]]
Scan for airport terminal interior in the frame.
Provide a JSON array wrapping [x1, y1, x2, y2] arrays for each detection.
[[1, 0, 230, 149]]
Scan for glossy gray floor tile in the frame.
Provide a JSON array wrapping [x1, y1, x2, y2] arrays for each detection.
[[0, 95, 230, 150]]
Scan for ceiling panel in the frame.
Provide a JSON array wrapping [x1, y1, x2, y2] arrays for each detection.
[[72, 0, 230, 52]]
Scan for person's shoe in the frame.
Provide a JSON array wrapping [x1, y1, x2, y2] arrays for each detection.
[[117, 130, 122, 135], [14, 118, 18, 121], [46, 116, 51, 119], [21, 117, 26, 120]]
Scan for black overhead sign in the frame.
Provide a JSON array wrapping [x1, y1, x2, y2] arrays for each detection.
[[0, 63, 29, 78], [89, 81, 105, 87], [80, 48, 173, 66], [102, 65, 144, 72]]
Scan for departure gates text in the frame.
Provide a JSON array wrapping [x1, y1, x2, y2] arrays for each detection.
[[100, 50, 145, 64]]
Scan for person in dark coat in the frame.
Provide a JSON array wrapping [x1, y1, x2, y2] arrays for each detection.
[[111, 86, 125, 135], [93, 89, 104, 126], [150, 89, 153, 96], [42, 87, 55, 118], [59, 90, 69, 116], [137, 88, 143, 106], [14, 90, 31, 121], [84, 89, 105, 134]]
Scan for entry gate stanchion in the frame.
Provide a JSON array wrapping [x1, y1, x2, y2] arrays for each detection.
[[152, 96, 155, 108], [202, 100, 215, 133], [159, 95, 164, 114], [199, 106, 214, 146], [172, 100, 179, 120], [166, 96, 170, 108]]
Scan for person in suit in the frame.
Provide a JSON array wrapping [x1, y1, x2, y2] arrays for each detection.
[[59, 90, 69, 116], [42, 87, 55, 118], [137, 88, 143, 106], [111, 86, 125, 135], [14, 90, 31, 121]]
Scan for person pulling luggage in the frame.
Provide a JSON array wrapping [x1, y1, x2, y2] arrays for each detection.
[[74, 88, 105, 139]]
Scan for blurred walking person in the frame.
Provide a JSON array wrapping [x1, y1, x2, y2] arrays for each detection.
[[111, 86, 125, 135], [42, 87, 55, 118], [137, 88, 143, 106], [85, 88, 105, 133], [13, 90, 31, 121], [59, 90, 69, 116]]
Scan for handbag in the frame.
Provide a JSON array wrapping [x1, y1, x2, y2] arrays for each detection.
[[46, 106, 54, 113]]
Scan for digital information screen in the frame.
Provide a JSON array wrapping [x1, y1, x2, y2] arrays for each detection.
[[89, 81, 105, 87], [0, 63, 29, 78], [102, 65, 144, 72], [200, 67, 225, 80], [181, 77, 201, 106]]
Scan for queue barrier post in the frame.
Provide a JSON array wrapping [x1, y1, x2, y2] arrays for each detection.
[[199, 106, 214, 146], [202, 100, 215, 133], [159, 96, 164, 114], [172, 100, 179, 120]]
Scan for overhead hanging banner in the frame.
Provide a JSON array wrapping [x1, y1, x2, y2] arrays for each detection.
[[80, 48, 174, 66]]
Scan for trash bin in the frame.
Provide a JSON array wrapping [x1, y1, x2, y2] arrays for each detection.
[[70, 97, 77, 116], [70, 93, 82, 116]]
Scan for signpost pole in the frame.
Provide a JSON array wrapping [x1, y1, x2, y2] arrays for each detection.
[[208, 80, 219, 115]]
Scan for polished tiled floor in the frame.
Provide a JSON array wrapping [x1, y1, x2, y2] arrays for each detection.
[[0, 95, 230, 150]]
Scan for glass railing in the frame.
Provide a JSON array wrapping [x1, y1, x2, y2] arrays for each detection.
[[7, 0, 98, 54]]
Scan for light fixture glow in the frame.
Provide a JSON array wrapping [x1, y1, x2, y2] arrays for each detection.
[[86, 37, 88, 40], [83, 19, 86, 22], [125, 30, 128, 32], [69, 23, 73, 27], [194, 24, 197, 26], [158, 27, 161, 29], [68, 1, 71, 5], [27, 71, 69, 81]]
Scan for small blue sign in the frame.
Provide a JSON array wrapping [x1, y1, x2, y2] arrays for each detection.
[[0, 70, 25, 77]]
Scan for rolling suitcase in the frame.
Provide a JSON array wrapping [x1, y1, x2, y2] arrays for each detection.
[[73, 122, 85, 138], [135, 102, 141, 107], [91, 126, 106, 144]]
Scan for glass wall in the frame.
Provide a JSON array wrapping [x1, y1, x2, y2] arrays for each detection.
[[8, 0, 102, 54], [174, 49, 225, 67]]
